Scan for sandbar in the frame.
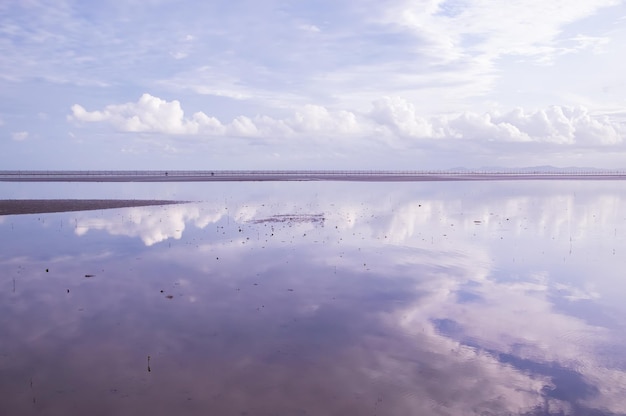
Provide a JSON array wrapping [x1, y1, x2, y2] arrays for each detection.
[[0, 199, 184, 216]]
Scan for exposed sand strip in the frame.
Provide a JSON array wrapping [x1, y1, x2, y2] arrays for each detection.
[[0, 199, 184, 216]]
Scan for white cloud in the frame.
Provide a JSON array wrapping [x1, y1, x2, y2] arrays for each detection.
[[69, 94, 366, 138], [569, 34, 610, 54], [11, 131, 28, 141], [383, 0, 621, 62], [69, 94, 626, 149], [70, 93, 224, 135], [370, 96, 444, 139], [371, 97, 625, 145], [298, 24, 321, 33], [288, 105, 361, 135], [449, 106, 624, 145], [169, 51, 188, 60], [447, 112, 531, 142]]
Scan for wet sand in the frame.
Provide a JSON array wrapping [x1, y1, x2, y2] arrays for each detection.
[[0, 199, 184, 216], [1, 171, 626, 182]]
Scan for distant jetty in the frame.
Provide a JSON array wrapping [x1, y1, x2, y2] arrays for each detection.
[[1, 170, 626, 182]]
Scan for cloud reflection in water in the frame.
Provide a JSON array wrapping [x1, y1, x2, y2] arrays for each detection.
[[1, 181, 625, 415]]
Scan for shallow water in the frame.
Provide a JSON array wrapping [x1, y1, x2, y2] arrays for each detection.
[[1, 180, 626, 415]]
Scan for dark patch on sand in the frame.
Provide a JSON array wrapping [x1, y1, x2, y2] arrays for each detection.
[[0, 199, 185, 216], [247, 214, 325, 225]]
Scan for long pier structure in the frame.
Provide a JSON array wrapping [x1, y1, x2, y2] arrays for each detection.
[[1, 170, 625, 182]]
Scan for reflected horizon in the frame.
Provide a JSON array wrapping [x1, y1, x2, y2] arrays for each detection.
[[1, 181, 625, 415]]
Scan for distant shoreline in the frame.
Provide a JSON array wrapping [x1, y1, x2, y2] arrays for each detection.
[[1, 170, 626, 182]]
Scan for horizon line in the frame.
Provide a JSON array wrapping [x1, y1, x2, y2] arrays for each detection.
[[2, 169, 626, 182]]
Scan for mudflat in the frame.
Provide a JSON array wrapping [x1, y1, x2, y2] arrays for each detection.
[[0, 199, 183, 216]]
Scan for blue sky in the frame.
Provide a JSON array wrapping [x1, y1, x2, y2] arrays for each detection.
[[1, 0, 625, 169]]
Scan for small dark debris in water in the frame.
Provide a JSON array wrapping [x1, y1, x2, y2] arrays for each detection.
[[165, 295, 174, 299], [66, 289, 70, 293], [160, 290, 164, 293], [474, 220, 482, 224], [249, 213, 324, 226], [287, 288, 294, 292], [46, 269, 49, 272], [84, 274, 95, 278], [147, 355, 151, 372]]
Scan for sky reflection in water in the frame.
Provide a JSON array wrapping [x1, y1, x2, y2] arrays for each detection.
[[1, 181, 625, 415]]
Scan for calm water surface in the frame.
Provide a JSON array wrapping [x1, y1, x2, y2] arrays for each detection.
[[1, 181, 625, 415]]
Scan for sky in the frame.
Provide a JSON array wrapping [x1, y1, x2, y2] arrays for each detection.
[[1, 0, 626, 170]]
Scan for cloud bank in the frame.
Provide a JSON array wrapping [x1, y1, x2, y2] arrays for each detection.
[[70, 94, 625, 146]]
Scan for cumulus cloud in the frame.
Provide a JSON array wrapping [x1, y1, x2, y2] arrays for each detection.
[[371, 96, 625, 145], [11, 131, 28, 141], [298, 24, 321, 33], [370, 96, 445, 139], [69, 94, 223, 135], [69, 94, 625, 147], [288, 105, 361, 134], [69, 94, 365, 138], [481, 106, 621, 144]]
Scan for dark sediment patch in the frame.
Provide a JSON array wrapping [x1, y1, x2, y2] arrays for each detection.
[[247, 214, 325, 225], [0, 199, 185, 216]]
